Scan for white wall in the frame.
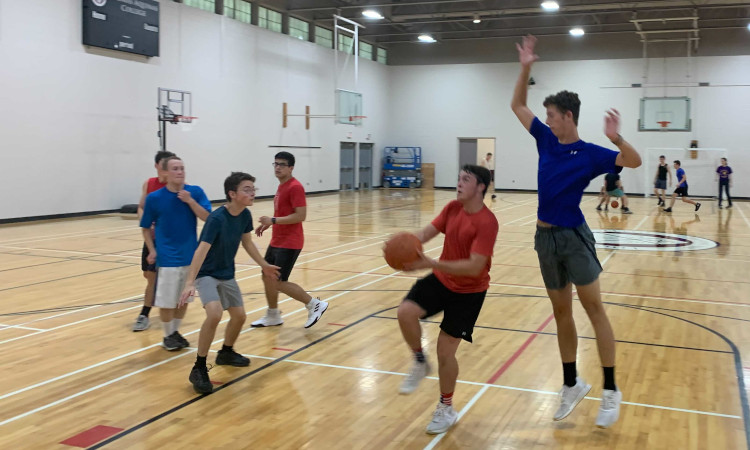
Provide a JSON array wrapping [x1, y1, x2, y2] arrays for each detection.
[[0, 0, 389, 220], [387, 56, 750, 197]]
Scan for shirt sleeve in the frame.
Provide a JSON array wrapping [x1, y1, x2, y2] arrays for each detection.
[[290, 184, 307, 208], [139, 195, 155, 229], [192, 187, 212, 213], [529, 117, 556, 156], [199, 214, 220, 244], [589, 144, 622, 178], [470, 213, 499, 257], [430, 202, 452, 234], [728, 167, 733, 174]]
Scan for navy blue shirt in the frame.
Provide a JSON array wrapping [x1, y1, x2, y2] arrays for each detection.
[[140, 185, 211, 267], [530, 117, 620, 228], [676, 168, 687, 188], [197, 206, 254, 280]]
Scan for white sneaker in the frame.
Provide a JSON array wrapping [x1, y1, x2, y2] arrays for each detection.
[[425, 403, 458, 434], [303, 298, 328, 328], [553, 377, 591, 421], [399, 360, 431, 394], [250, 309, 284, 327], [596, 389, 622, 428]]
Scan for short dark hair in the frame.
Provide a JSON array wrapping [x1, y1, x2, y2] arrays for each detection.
[[155, 151, 175, 165], [543, 90, 581, 125], [659, 155, 665, 159], [224, 172, 256, 201], [161, 156, 182, 170], [721, 157, 727, 162], [486, 153, 493, 157], [274, 151, 295, 167], [461, 164, 491, 196], [674, 160, 681, 166]]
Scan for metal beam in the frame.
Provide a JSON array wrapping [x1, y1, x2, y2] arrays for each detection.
[[289, 0, 478, 13]]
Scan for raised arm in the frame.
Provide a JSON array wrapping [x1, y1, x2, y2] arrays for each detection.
[[606, 109, 642, 168], [510, 35, 539, 131]]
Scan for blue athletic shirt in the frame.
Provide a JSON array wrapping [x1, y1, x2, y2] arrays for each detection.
[[530, 117, 621, 228], [139, 185, 211, 267], [198, 206, 254, 280], [676, 168, 687, 188]]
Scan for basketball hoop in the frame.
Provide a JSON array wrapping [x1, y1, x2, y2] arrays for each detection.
[[171, 115, 197, 124], [349, 115, 367, 122], [657, 121, 671, 130]]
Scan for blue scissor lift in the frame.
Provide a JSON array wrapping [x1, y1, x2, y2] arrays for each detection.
[[382, 147, 422, 188]]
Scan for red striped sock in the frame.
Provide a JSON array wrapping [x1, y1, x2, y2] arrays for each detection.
[[440, 392, 453, 406]]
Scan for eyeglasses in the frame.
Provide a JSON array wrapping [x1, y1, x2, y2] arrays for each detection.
[[272, 162, 290, 168], [240, 187, 258, 194]]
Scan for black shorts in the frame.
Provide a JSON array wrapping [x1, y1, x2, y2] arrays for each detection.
[[404, 274, 486, 343], [141, 243, 156, 272], [264, 246, 302, 282], [674, 186, 688, 197]]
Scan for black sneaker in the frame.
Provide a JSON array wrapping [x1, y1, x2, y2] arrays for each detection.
[[491, 194, 497, 200], [172, 331, 189, 348], [162, 333, 181, 351], [216, 349, 250, 367], [727, 204, 732, 209], [622, 207, 633, 215], [663, 207, 672, 213], [596, 205, 602, 211], [695, 203, 701, 212], [189, 364, 213, 394]]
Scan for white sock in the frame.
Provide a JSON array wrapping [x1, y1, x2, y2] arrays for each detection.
[[171, 318, 182, 334], [268, 308, 279, 315], [162, 322, 172, 338]]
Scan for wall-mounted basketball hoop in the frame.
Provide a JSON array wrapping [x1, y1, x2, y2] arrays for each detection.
[[158, 88, 196, 151], [282, 102, 366, 129]]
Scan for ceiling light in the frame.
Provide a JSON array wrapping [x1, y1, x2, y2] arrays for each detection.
[[747, 23, 750, 31], [362, 10, 384, 19], [473, 14, 481, 24], [569, 27, 585, 36], [418, 34, 436, 43], [541, 1, 560, 11]]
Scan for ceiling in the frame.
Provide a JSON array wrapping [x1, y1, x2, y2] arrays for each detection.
[[260, 0, 750, 47]]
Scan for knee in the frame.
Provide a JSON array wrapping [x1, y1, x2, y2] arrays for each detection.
[[580, 299, 605, 318], [397, 301, 422, 322], [552, 303, 573, 319], [230, 311, 247, 325]]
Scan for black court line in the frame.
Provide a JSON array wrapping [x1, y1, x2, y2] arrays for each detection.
[[88, 306, 398, 449], [371, 316, 733, 355], [619, 303, 750, 323], [614, 304, 750, 450]]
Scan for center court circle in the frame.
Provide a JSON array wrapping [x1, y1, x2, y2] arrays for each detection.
[[591, 229, 718, 252]]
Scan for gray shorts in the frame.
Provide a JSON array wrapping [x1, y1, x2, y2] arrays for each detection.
[[534, 222, 602, 290], [195, 276, 244, 310], [654, 179, 667, 190]]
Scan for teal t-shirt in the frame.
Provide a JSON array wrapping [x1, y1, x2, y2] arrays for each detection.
[[198, 206, 254, 280]]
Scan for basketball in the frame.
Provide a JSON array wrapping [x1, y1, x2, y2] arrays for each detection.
[[383, 232, 423, 270], [611, 200, 619, 208]]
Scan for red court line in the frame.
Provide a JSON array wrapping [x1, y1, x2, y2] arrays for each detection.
[[486, 314, 555, 385], [272, 347, 294, 352], [60, 425, 124, 448], [211, 381, 224, 385]]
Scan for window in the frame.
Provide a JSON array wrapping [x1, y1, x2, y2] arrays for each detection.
[[289, 17, 309, 41], [338, 34, 354, 54], [183, 0, 215, 13], [258, 6, 282, 33], [224, 0, 251, 24], [377, 47, 387, 64], [359, 41, 373, 60], [315, 26, 333, 48]]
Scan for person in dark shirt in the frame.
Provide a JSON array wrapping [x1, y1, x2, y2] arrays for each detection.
[[663, 160, 701, 212], [596, 172, 632, 214], [716, 157, 733, 209], [652, 155, 672, 206]]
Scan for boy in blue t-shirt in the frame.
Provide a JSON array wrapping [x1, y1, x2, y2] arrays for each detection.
[[511, 35, 642, 428], [663, 160, 701, 212], [179, 172, 280, 394], [140, 156, 211, 351]]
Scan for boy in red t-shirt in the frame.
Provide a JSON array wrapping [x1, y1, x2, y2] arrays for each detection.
[[133, 150, 175, 332], [252, 152, 329, 328], [397, 165, 499, 435]]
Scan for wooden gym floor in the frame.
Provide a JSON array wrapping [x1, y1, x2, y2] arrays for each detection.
[[0, 189, 749, 449]]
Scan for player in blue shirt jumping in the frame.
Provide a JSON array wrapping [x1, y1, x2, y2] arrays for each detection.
[[511, 35, 642, 428]]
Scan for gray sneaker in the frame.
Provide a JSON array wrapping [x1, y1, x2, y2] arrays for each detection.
[[553, 377, 591, 421], [399, 360, 431, 394], [425, 403, 458, 434], [162, 333, 182, 351], [132, 315, 150, 332]]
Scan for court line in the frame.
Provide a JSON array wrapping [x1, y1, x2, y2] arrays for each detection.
[[736, 203, 750, 230], [0, 324, 45, 332], [0, 224, 137, 245]]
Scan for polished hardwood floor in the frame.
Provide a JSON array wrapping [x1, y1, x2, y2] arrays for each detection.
[[0, 189, 748, 449]]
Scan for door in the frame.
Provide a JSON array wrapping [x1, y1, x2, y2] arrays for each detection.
[[340, 142, 356, 190], [458, 138, 478, 169], [358, 143, 373, 189]]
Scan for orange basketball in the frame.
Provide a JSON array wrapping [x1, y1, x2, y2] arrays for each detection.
[[611, 200, 619, 209], [383, 232, 423, 270]]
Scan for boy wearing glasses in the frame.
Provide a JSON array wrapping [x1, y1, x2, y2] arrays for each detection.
[[180, 172, 281, 394], [252, 152, 329, 328]]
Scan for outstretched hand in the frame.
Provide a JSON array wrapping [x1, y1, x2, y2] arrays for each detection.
[[516, 35, 539, 67], [604, 108, 621, 141]]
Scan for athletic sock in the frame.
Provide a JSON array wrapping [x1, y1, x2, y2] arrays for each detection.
[[414, 348, 426, 363], [603, 366, 616, 391], [162, 322, 172, 338], [440, 392, 453, 406], [221, 345, 233, 353], [140, 306, 152, 317], [195, 355, 207, 368], [171, 318, 182, 334], [563, 361, 577, 387]]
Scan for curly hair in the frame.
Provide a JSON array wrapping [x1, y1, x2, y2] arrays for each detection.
[[543, 90, 581, 125]]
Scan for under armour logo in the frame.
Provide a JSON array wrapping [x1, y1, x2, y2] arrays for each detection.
[[461, 332, 466, 336], [570, 150, 578, 155]]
